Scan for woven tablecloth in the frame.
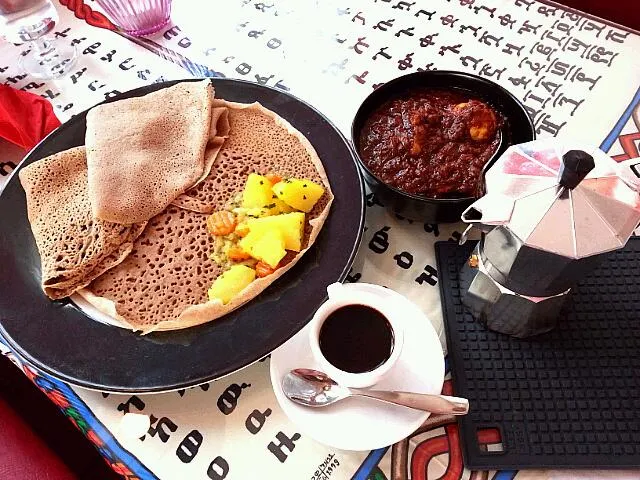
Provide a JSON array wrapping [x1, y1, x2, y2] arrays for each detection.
[[1, 1, 640, 478]]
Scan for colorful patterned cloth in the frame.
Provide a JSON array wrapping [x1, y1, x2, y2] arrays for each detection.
[[1, 1, 640, 478]]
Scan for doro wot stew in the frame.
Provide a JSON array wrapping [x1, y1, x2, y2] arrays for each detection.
[[359, 88, 504, 199]]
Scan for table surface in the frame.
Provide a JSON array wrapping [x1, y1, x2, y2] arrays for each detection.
[[1, 1, 640, 479]]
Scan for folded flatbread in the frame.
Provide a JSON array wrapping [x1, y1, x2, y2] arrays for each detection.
[[85, 79, 216, 224], [172, 99, 230, 213], [19, 146, 146, 300], [79, 101, 333, 333]]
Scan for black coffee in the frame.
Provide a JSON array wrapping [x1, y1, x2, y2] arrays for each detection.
[[318, 304, 394, 373]]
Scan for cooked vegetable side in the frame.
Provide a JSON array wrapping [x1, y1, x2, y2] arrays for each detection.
[[206, 173, 325, 304]]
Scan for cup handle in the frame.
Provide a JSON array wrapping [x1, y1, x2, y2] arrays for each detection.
[[326, 282, 346, 300]]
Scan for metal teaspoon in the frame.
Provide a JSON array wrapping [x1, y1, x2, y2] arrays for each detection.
[[282, 368, 469, 415]]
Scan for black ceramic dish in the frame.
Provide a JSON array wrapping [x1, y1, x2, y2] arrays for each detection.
[[0, 78, 365, 393], [351, 71, 536, 223]]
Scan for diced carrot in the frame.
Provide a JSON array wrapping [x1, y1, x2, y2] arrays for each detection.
[[265, 173, 282, 185], [228, 246, 251, 261], [255, 261, 277, 278], [207, 211, 236, 236]]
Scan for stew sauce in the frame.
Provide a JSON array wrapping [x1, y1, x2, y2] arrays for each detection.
[[359, 89, 504, 198]]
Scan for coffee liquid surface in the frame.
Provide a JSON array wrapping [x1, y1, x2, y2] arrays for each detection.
[[319, 304, 394, 373]]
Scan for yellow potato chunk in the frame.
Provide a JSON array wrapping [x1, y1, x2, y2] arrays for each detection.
[[240, 174, 294, 217], [273, 179, 325, 213], [257, 198, 295, 216], [238, 229, 262, 254], [246, 212, 305, 252], [239, 229, 287, 268], [242, 173, 274, 209], [273, 198, 295, 214], [208, 264, 256, 304]]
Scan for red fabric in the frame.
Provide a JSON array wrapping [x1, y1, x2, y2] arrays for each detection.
[[58, 0, 117, 30], [0, 84, 61, 151], [0, 397, 77, 480]]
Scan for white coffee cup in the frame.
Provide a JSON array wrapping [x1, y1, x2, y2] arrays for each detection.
[[308, 282, 406, 388]]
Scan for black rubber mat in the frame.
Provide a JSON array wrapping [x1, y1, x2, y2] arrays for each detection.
[[435, 238, 640, 470]]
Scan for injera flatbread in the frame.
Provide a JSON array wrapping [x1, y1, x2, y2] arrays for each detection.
[[85, 79, 215, 224], [19, 146, 147, 300], [79, 101, 333, 333], [172, 99, 231, 213]]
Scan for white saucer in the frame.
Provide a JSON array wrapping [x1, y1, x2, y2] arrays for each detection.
[[270, 283, 445, 451]]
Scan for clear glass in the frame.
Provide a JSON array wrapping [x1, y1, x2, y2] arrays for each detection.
[[0, 0, 77, 79], [95, 0, 172, 37]]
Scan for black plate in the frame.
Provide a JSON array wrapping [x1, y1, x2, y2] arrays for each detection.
[[0, 79, 365, 393]]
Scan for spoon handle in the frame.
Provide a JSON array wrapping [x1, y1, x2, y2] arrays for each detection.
[[350, 389, 469, 415]]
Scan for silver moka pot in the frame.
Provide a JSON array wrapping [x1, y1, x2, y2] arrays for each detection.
[[459, 139, 640, 337]]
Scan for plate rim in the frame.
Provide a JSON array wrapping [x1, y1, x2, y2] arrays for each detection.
[[0, 78, 366, 393]]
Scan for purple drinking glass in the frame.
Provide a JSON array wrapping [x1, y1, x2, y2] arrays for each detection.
[[95, 0, 172, 37]]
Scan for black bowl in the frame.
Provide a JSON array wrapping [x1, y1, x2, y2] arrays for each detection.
[[351, 71, 536, 223]]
